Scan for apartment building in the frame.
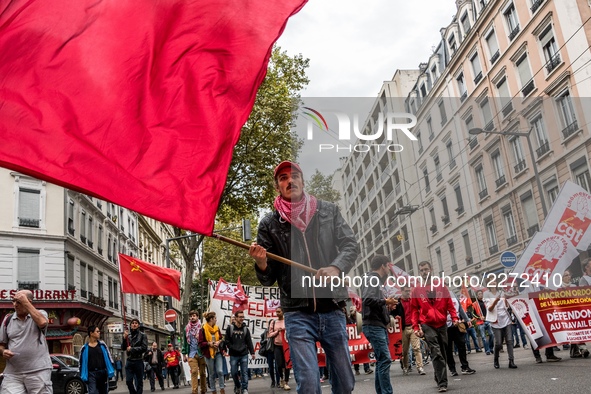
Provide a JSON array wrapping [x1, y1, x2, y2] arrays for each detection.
[[340, 0, 591, 279]]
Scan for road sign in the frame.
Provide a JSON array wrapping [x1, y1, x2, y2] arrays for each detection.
[[501, 251, 517, 268], [164, 309, 178, 323], [107, 323, 124, 333]]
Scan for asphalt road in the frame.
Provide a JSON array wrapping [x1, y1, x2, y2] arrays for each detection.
[[111, 347, 591, 393]]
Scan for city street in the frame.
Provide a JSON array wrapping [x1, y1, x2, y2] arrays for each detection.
[[112, 348, 591, 394]]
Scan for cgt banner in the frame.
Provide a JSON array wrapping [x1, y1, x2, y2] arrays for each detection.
[[208, 281, 402, 368], [509, 286, 591, 349]]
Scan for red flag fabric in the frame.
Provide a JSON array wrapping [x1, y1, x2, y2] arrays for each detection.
[[118, 254, 181, 300], [212, 278, 239, 302], [231, 277, 248, 313], [0, 0, 307, 236], [264, 298, 281, 316], [459, 284, 473, 312]]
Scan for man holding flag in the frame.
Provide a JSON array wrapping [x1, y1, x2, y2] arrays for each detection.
[[249, 161, 358, 394], [121, 318, 149, 394]]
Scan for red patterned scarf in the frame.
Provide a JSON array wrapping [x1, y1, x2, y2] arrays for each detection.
[[274, 192, 318, 232]]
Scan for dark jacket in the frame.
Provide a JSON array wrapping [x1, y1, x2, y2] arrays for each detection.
[[255, 200, 359, 311], [121, 328, 148, 360], [144, 348, 164, 368], [225, 323, 254, 357], [361, 271, 390, 329], [391, 297, 409, 328]]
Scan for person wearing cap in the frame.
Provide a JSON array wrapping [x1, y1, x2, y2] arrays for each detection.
[[249, 161, 359, 394], [164, 343, 182, 389], [122, 318, 149, 394]]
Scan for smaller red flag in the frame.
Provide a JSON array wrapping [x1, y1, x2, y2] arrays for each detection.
[[459, 284, 473, 312], [118, 254, 181, 300], [263, 297, 281, 316], [232, 278, 249, 314]]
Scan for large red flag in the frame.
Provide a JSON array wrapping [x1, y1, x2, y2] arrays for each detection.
[[0, 0, 307, 236], [118, 254, 181, 300]]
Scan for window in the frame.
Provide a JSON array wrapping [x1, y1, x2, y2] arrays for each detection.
[[461, 12, 471, 35], [417, 132, 423, 154], [504, 3, 520, 40], [485, 29, 500, 64], [107, 233, 112, 259], [441, 196, 450, 223], [434, 155, 442, 182], [521, 191, 539, 236], [556, 90, 578, 139], [491, 151, 506, 187], [531, 116, 549, 157], [466, 116, 478, 149], [435, 247, 443, 274], [485, 219, 498, 254], [114, 280, 119, 308], [540, 24, 560, 73], [67, 255, 75, 290], [471, 53, 483, 84], [462, 231, 472, 262], [448, 33, 457, 55], [454, 185, 464, 214], [449, 241, 458, 272], [88, 266, 94, 296], [516, 53, 534, 96], [457, 72, 467, 101], [430, 206, 437, 233], [571, 158, 591, 193], [108, 277, 114, 307], [431, 65, 438, 83], [480, 98, 493, 130], [98, 271, 104, 299], [68, 200, 75, 235], [447, 141, 456, 169], [503, 209, 517, 246], [423, 168, 430, 192], [98, 226, 103, 254], [80, 211, 86, 241], [510, 137, 526, 173], [496, 77, 512, 116], [438, 102, 447, 125], [18, 249, 40, 289], [88, 216, 93, 248], [544, 178, 559, 205], [420, 83, 427, 98], [476, 165, 488, 198], [427, 117, 434, 140], [18, 188, 40, 228], [80, 262, 87, 297]]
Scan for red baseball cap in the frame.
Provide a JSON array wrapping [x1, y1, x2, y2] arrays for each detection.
[[273, 161, 303, 179]]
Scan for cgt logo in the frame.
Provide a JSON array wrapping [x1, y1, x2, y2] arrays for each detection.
[[302, 107, 417, 153]]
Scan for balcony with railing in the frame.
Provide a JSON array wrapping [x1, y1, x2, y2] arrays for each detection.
[[527, 224, 539, 237], [495, 175, 506, 188], [536, 141, 550, 158], [508, 25, 520, 41], [450, 158, 457, 169], [522, 81, 535, 97], [460, 91, 467, 102], [484, 120, 494, 132], [474, 72, 483, 85], [490, 50, 500, 64], [469, 137, 478, 150], [479, 189, 489, 199], [455, 205, 464, 215], [506, 235, 518, 246], [502, 102, 513, 117], [489, 245, 499, 255], [430, 225, 437, 235], [546, 54, 561, 73], [562, 120, 579, 139], [19, 217, 40, 228], [442, 215, 450, 225], [531, 0, 545, 13], [514, 159, 526, 173]]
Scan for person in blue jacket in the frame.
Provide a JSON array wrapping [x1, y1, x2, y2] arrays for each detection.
[[80, 325, 115, 394]]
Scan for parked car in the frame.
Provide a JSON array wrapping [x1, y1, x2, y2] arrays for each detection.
[[51, 354, 117, 394]]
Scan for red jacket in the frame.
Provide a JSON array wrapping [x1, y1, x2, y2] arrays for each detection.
[[410, 283, 458, 330]]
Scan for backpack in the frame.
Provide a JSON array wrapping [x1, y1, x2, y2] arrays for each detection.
[[258, 320, 275, 357]]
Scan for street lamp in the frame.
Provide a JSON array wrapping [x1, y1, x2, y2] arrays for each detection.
[[468, 128, 548, 217]]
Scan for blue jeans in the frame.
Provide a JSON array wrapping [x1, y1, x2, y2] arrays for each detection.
[[512, 322, 528, 346], [205, 353, 225, 392], [464, 327, 481, 352], [125, 359, 144, 394], [230, 355, 249, 391], [363, 325, 393, 394], [477, 322, 494, 353], [284, 309, 354, 394], [87, 370, 108, 394]]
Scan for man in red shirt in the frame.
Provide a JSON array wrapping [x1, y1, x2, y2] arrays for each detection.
[[410, 261, 459, 393], [164, 343, 182, 389]]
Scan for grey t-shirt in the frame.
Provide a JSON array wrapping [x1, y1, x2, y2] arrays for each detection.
[[0, 310, 52, 374]]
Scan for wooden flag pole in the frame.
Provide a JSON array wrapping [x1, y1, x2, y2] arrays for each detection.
[[211, 233, 318, 275]]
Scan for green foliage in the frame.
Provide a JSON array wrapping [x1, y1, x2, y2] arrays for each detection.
[[306, 169, 341, 203], [217, 47, 309, 221]]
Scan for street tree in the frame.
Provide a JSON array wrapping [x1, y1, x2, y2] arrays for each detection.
[[306, 169, 341, 203]]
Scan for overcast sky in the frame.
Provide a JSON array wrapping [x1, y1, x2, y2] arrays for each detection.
[[276, 0, 458, 175]]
